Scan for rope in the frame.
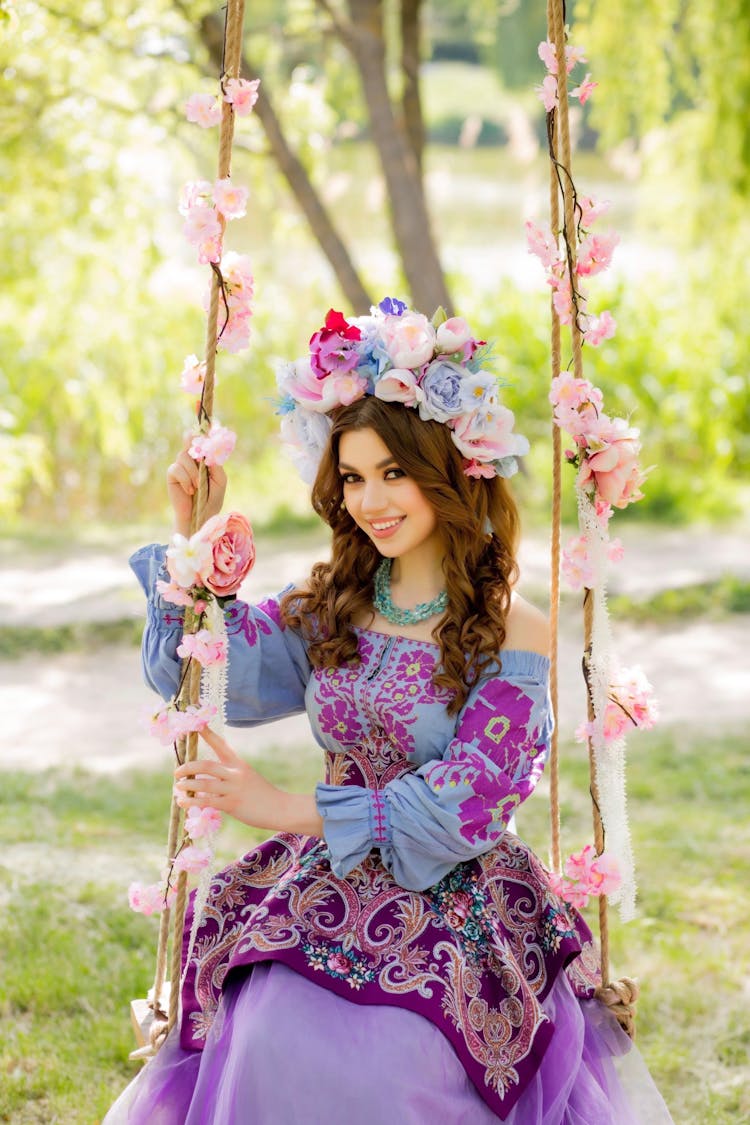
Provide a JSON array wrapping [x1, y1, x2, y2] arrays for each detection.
[[146, 0, 247, 1052], [546, 0, 562, 875], [546, 0, 637, 1040]]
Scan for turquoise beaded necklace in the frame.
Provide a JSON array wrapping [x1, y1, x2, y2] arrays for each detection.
[[372, 558, 448, 625]]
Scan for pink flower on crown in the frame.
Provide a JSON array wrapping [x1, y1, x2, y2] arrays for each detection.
[[435, 317, 473, 354], [373, 367, 424, 407], [450, 404, 529, 465], [463, 459, 497, 479], [278, 358, 342, 413], [310, 309, 362, 379], [381, 311, 436, 368], [330, 370, 369, 406]]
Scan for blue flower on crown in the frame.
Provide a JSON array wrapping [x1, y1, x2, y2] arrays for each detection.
[[378, 296, 407, 316], [355, 330, 391, 383]]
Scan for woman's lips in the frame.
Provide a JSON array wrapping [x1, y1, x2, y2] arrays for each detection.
[[368, 516, 406, 539]]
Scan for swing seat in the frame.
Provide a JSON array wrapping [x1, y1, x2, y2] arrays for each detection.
[[130, 983, 171, 1059]]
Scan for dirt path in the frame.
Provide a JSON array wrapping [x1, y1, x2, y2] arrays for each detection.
[[2, 525, 747, 773]]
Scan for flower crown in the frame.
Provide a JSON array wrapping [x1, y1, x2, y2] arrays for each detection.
[[276, 297, 529, 484]]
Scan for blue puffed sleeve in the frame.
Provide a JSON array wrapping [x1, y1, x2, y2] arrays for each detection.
[[129, 543, 311, 725], [316, 651, 552, 890]]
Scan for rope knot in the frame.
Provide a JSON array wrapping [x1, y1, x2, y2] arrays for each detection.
[[595, 976, 639, 1040]]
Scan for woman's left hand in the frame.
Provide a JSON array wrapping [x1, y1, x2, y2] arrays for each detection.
[[174, 727, 281, 831]]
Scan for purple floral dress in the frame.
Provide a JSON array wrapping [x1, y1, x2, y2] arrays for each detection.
[[123, 544, 614, 1123]]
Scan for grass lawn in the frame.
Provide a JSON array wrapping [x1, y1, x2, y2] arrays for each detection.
[[0, 730, 747, 1123]]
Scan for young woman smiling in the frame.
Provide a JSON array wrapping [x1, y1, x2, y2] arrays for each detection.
[[106, 302, 673, 1124]]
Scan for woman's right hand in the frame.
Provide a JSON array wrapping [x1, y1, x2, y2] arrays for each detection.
[[167, 438, 228, 538]]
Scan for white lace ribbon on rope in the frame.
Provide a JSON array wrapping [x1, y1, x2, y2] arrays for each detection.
[[577, 489, 636, 921], [180, 595, 228, 993]]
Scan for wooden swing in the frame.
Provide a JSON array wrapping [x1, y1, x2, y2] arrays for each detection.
[[130, 0, 638, 1057]]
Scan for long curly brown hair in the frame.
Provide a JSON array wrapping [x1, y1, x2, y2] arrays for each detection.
[[280, 396, 520, 714]]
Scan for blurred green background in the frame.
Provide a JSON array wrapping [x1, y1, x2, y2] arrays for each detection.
[[2, 0, 749, 533], [1, 2, 749, 1122]]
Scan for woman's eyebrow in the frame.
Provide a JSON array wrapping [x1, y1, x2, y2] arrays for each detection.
[[338, 457, 399, 472]]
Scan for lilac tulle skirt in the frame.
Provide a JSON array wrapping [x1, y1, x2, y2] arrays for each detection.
[[104, 961, 673, 1124]]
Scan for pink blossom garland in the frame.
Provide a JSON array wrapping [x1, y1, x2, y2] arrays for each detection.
[[548, 845, 622, 910], [574, 666, 659, 744], [130, 80, 262, 923], [531, 35, 657, 920], [189, 422, 237, 467]]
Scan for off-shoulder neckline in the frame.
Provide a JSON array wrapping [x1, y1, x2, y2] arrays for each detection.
[[352, 624, 550, 667]]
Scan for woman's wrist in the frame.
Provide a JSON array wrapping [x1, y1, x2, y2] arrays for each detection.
[[269, 790, 324, 838]]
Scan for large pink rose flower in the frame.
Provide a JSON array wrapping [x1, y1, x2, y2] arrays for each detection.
[[380, 311, 436, 368], [577, 428, 644, 508], [196, 511, 256, 596]]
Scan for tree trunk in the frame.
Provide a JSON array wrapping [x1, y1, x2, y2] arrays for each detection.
[[400, 0, 425, 176], [341, 0, 451, 314], [199, 13, 372, 314]]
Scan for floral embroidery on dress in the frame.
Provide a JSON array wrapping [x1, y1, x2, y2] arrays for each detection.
[[303, 940, 377, 989], [427, 864, 499, 965], [225, 601, 275, 646], [539, 900, 580, 954]]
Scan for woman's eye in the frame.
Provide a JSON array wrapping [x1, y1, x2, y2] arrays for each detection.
[[385, 468, 405, 480], [341, 473, 361, 485]]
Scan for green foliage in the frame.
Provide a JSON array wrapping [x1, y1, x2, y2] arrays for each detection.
[[609, 576, 750, 623], [458, 277, 748, 524], [1, 3, 747, 530]]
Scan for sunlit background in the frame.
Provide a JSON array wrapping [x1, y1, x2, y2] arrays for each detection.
[[1, 2, 748, 1122]]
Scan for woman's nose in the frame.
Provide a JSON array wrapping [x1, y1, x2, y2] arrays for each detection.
[[361, 478, 388, 513]]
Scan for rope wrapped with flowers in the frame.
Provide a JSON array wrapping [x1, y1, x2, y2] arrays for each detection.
[[531, 0, 660, 1033], [126, 0, 258, 1057]]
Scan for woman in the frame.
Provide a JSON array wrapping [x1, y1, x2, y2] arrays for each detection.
[[106, 303, 673, 1123]]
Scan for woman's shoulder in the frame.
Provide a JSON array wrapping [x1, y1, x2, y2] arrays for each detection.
[[502, 593, 550, 659]]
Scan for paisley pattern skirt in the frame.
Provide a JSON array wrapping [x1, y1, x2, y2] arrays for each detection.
[[104, 832, 674, 1123]]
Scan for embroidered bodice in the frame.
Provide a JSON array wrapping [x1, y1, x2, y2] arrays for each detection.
[[131, 544, 553, 891]]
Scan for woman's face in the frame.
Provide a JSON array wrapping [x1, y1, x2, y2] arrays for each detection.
[[338, 428, 441, 560]]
